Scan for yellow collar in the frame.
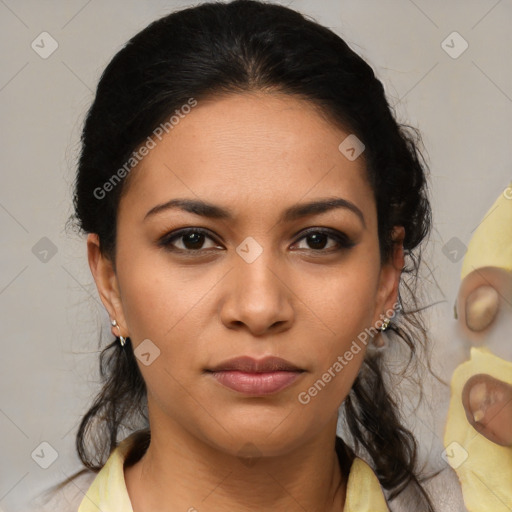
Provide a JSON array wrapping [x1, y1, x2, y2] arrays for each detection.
[[78, 433, 388, 512]]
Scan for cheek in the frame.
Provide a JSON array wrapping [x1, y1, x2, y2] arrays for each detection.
[[115, 257, 209, 407], [293, 265, 379, 409], [306, 262, 379, 342], [116, 250, 208, 341]]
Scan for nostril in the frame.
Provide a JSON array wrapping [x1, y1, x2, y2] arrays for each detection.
[[465, 285, 499, 332]]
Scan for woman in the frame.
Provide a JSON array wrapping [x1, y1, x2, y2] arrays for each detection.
[[39, 0, 442, 510]]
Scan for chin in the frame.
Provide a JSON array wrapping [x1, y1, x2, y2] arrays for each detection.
[[197, 413, 317, 460]]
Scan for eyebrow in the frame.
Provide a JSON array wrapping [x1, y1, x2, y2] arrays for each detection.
[[144, 196, 366, 228]]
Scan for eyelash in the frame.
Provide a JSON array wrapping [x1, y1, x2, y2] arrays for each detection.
[[157, 227, 355, 255]]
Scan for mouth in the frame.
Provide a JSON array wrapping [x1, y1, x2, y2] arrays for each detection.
[[205, 356, 305, 395]]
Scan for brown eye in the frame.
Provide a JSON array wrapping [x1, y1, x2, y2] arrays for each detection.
[[292, 229, 355, 252], [159, 228, 222, 252], [300, 233, 332, 250]]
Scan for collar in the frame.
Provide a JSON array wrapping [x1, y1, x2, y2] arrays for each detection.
[[78, 432, 388, 512]]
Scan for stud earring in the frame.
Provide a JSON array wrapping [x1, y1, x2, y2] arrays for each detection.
[[111, 319, 126, 347], [379, 317, 391, 332]]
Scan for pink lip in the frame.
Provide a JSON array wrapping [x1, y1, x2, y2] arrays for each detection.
[[206, 356, 304, 395]]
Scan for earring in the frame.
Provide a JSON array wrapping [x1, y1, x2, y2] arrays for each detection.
[[111, 319, 126, 347], [368, 315, 390, 352], [379, 317, 391, 332]]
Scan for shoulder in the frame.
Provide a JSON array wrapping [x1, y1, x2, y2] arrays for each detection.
[[27, 470, 97, 512], [345, 457, 389, 512], [334, 437, 389, 511], [76, 431, 145, 512]]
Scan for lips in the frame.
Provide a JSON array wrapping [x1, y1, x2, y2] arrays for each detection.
[[206, 356, 304, 395], [208, 356, 302, 373]]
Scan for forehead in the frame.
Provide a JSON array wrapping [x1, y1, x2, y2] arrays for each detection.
[[120, 92, 375, 226]]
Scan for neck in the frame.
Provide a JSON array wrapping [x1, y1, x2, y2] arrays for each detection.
[[124, 419, 348, 512]]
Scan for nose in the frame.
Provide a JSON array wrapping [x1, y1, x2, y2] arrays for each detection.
[[219, 250, 294, 336]]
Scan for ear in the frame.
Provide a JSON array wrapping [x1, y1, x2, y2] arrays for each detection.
[[87, 233, 128, 338], [372, 226, 405, 326]]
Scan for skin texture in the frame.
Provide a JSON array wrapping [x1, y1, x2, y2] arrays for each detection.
[[87, 92, 405, 511]]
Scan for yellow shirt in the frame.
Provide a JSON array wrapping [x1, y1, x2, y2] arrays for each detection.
[[78, 433, 389, 511]]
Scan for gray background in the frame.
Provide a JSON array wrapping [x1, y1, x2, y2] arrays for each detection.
[[1, 1, 511, 510]]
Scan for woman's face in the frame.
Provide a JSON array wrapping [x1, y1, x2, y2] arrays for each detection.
[[88, 92, 403, 458]]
